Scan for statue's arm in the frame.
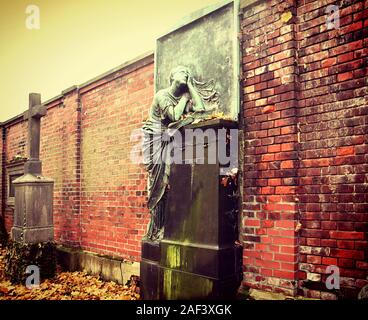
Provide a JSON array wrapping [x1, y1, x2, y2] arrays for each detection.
[[163, 95, 189, 122], [187, 78, 205, 111]]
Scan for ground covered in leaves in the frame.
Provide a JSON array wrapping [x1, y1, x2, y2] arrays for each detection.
[[0, 245, 140, 300]]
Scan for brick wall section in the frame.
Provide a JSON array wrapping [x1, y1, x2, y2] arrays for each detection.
[[5, 121, 28, 162], [297, 0, 367, 299], [240, 0, 367, 299], [79, 62, 153, 260], [40, 92, 82, 247], [241, 0, 300, 296], [3, 120, 27, 230]]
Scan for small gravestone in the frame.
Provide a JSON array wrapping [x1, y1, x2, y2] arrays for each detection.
[[5, 93, 56, 284]]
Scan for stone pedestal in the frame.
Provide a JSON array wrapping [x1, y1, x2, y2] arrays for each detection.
[[141, 119, 243, 299], [5, 93, 56, 283], [140, 240, 161, 300], [11, 173, 54, 243]]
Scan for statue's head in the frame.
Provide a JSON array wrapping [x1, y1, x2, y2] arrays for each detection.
[[169, 66, 191, 87]]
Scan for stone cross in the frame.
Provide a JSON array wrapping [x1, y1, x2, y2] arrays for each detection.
[[23, 93, 47, 175]]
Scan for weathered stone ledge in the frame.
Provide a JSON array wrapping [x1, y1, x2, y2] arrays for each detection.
[[56, 246, 140, 285]]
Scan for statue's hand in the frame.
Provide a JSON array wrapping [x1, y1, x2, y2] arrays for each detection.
[[182, 92, 191, 101], [187, 76, 194, 88]]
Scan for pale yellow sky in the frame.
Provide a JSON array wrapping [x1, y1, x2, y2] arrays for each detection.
[[0, 0, 219, 121]]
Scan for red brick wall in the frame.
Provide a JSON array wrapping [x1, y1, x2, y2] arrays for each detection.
[[5, 121, 28, 163], [40, 93, 82, 247], [297, 0, 367, 299], [79, 62, 153, 260], [241, 0, 300, 297], [240, 0, 366, 299], [3, 120, 27, 230]]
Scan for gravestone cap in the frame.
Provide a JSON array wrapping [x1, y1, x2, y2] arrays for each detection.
[[13, 173, 54, 184]]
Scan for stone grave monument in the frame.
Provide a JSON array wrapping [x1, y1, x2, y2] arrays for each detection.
[[140, 0, 243, 299], [6, 93, 55, 283]]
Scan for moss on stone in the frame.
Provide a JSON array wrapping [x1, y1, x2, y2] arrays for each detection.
[[163, 268, 214, 300]]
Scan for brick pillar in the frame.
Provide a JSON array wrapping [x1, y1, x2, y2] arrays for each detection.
[[240, 0, 300, 296], [54, 87, 82, 247]]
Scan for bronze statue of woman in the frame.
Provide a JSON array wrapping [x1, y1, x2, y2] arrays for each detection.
[[141, 66, 218, 241]]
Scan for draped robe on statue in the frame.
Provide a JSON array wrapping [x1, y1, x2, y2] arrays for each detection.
[[142, 88, 193, 240]]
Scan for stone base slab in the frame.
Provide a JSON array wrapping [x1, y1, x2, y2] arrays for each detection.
[[140, 239, 243, 300], [56, 246, 140, 285]]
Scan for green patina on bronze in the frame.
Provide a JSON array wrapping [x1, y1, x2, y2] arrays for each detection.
[[142, 65, 219, 242]]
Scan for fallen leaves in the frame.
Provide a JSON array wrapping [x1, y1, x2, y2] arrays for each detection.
[[0, 246, 141, 300]]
